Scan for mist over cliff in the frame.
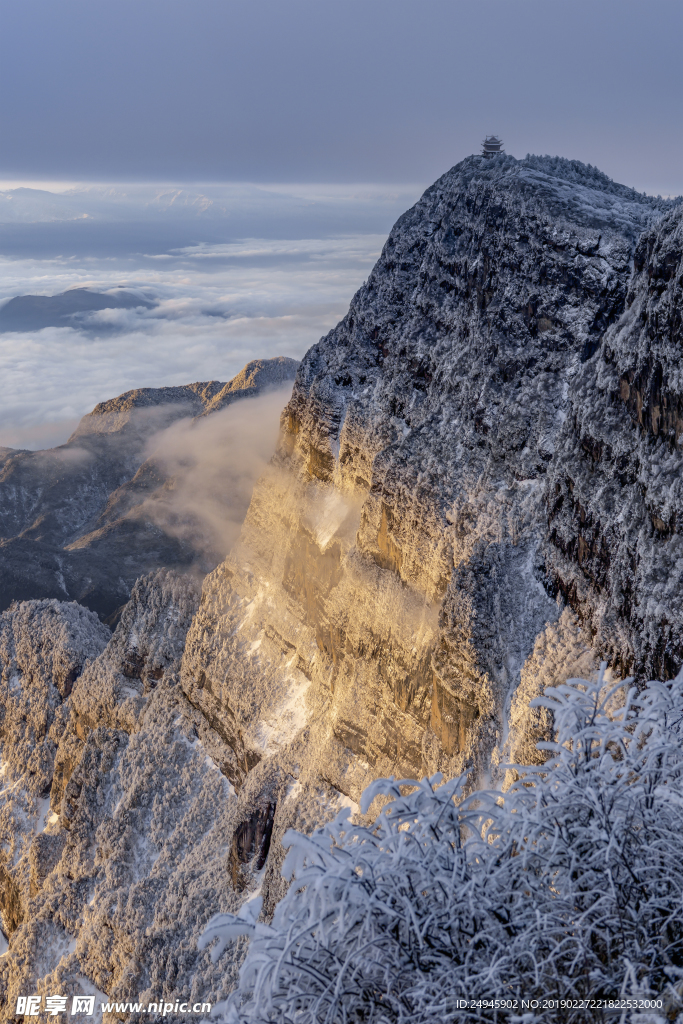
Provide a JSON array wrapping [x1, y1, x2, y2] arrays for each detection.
[[0, 154, 682, 1017], [0, 357, 299, 623]]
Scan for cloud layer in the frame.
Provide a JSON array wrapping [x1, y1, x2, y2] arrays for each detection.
[[0, 182, 421, 448]]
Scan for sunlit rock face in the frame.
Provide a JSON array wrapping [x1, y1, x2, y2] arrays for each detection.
[[0, 572, 372, 1010], [546, 204, 683, 678], [181, 155, 667, 812]]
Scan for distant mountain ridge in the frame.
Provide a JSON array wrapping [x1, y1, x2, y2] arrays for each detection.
[[0, 356, 299, 623], [0, 287, 155, 333]]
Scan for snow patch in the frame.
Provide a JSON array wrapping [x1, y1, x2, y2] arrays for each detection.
[[35, 795, 52, 834], [252, 674, 311, 754], [334, 790, 360, 817], [285, 780, 302, 802]]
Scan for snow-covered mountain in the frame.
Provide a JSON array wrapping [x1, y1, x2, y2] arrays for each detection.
[[0, 154, 681, 1015], [0, 356, 299, 623]]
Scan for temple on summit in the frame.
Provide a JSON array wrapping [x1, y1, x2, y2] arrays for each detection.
[[482, 135, 504, 157]]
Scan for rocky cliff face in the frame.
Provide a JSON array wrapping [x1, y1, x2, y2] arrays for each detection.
[[1, 155, 682, 1016], [181, 155, 670, 803], [546, 204, 683, 678]]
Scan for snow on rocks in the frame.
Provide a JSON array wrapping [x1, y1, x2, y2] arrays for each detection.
[[0, 572, 247, 1015]]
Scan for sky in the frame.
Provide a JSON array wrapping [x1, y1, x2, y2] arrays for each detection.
[[1, 0, 681, 193], [0, 0, 681, 448]]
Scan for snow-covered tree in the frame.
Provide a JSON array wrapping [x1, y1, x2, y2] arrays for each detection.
[[202, 665, 683, 1022]]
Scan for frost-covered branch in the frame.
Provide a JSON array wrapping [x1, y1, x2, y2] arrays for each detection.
[[204, 666, 683, 1022]]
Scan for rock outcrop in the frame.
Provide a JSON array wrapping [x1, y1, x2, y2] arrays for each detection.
[[0, 573, 238, 1017], [0, 569, 360, 1019]]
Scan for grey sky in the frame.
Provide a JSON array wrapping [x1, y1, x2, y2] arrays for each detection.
[[1, 0, 681, 194]]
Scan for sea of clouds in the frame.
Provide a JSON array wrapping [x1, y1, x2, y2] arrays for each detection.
[[0, 181, 422, 449]]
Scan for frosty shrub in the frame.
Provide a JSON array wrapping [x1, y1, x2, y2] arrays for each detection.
[[202, 666, 683, 1022]]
